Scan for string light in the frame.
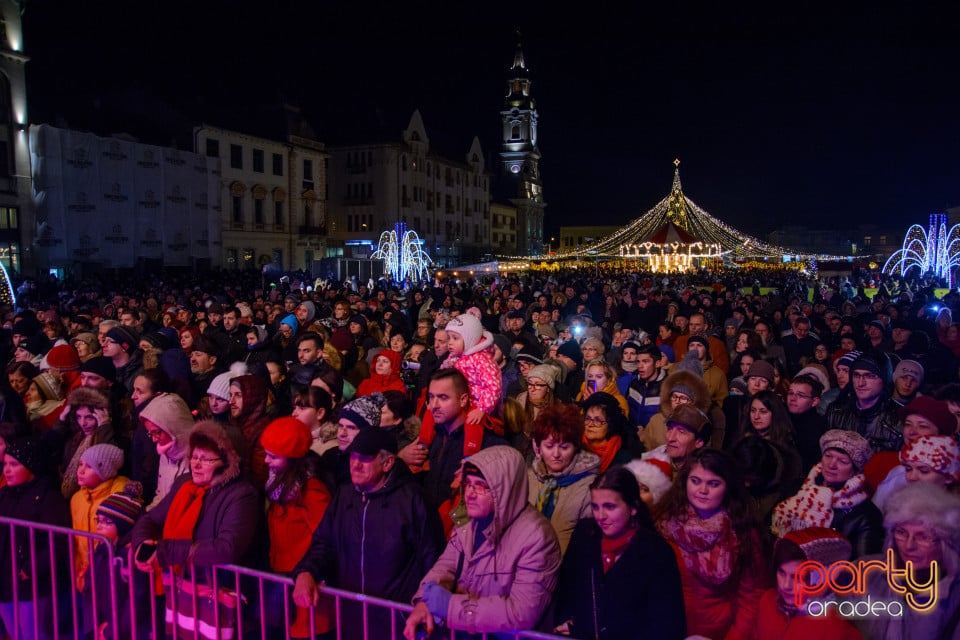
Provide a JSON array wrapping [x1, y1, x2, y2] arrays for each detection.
[[371, 222, 433, 282], [883, 213, 960, 288], [0, 262, 14, 306]]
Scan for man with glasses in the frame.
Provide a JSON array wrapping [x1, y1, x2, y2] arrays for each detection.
[[826, 352, 903, 452], [786, 374, 828, 471], [101, 325, 143, 395]]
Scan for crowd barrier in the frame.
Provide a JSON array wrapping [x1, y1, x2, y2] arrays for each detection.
[[0, 517, 563, 640]]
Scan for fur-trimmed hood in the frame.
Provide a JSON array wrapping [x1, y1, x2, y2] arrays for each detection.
[[66, 386, 110, 411], [657, 369, 710, 416], [188, 419, 242, 489]]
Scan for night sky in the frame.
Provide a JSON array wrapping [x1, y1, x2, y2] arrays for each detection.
[[21, 1, 960, 238]]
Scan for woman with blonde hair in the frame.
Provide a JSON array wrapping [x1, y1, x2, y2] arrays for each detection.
[[576, 358, 629, 418]]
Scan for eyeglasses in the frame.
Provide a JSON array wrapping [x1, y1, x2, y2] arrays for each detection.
[[893, 527, 939, 547], [852, 372, 880, 382], [670, 393, 691, 403], [787, 391, 813, 400], [584, 417, 608, 426], [527, 382, 548, 389], [464, 480, 490, 496], [190, 455, 221, 466]]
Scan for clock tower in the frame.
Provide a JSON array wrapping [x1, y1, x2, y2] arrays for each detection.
[[498, 35, 544, 255]]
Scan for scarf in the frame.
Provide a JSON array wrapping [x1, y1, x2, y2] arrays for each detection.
[[620, 360, 638, 373], [266, 469, 307, 504], [534, 467, 595, 519], [661, 507, 737, 585], [584, 435, 622, 473], [771, 463, 869, 537], [600, 527, 636, 574], [162, 480, 210, 571]]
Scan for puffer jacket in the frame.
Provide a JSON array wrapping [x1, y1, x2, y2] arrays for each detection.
[[627, 369, 667, 427], [415, 445, 562, 635], [825, 397, 903, 453], [443, 332, 503, 414], [576, 379, 630, 420], [70, 474, 130, 588], [139, 393, 194, 510], [527, 450, 600, 555], [130, 420, 261, 572], [356, 348, 407, 397]]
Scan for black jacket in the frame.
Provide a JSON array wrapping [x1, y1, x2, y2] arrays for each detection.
[[0, 475, 71, 601], [423, 420, 507, 509], [826, 397, 903, 453], [832, 499, 884, 560], [555, 519, 687, 640]]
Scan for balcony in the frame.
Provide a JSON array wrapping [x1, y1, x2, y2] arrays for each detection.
[[298, 225, 327, 236]]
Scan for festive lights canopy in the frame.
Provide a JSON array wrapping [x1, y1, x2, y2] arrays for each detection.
[[508, 160, 847, 265], [883, 213, 960, 287]]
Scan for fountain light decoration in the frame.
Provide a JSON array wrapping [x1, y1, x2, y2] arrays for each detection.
[[883, 214, 960, 287], [371, 222, 433, 282]]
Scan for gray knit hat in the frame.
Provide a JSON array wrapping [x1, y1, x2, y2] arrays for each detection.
[[820, 429, 873, 470], [80, 443, 124, 481], [339, 393, 386, 431]]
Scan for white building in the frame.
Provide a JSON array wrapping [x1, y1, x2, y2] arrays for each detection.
[[194, 121, 328, 271], [29, 124, 220, 273], [325, 110, 491, 268], [0, 1, 30, 274]]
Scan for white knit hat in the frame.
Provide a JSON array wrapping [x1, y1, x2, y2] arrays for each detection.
[[207, 362, 248, 400]]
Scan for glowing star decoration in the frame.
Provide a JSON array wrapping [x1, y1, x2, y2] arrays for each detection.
[[883, 214, 960, 288], [371, 222, 433, 283]]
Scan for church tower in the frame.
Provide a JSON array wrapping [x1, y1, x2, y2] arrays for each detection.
[[498, 35, 544, 255]]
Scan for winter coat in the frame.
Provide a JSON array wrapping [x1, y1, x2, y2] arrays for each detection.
[[627, 369, 667, 428], [267, 476, 331, 573], [555, 519, 687, 640], [527, 451, 600, 555], [788, 407, 829, 472], [444, 342, 503, 414], [831, 497, 884, 560], [356, 348, 407, 397], [139, 393, 194, 510], [293, 461, 444, 639], [576, 379, 630, 420], [702, 360, 729, 406], [70, 474, 130, 589], [0, 474, 71, 601], [83, 539, 153, 640], [643, 369, 713, 452], [130, 422, 261, 573], [414, 446, 562, 635], [423, 420, 508, 509], [754, 589, 861, 640], [825, 397, 903, 453], [228, 374, 272, 486]]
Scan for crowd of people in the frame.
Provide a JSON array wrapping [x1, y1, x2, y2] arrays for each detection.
[[0, 265, 959, 639]]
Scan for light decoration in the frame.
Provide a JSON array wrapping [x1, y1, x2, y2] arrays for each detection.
[[883, 213, 960, 287], [499, 160, 849, 264], [371, 222, 433, 282], [0, 262, 14, 307]]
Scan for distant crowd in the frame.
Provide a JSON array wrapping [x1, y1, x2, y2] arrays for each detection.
[[0, 265, 957, 639]]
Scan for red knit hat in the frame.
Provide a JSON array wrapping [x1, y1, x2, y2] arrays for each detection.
[[46, 344, 81, 372], [260, 417, 312, 459]]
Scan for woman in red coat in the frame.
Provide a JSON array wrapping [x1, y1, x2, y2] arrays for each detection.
[[356, 349, 407, 397], [655, 448, 768, 640]]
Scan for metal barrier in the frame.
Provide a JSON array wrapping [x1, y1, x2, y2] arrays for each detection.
[[0, 516, 563, 640]]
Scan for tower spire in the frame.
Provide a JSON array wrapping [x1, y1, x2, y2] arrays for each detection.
[[511, 29, 526, 71]]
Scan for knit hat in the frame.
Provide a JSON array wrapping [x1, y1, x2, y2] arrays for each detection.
[[515, 346, 543, 365], [80, 443, 124, 481], [46, 345, 81, 372], [659, 345, 676, 363], [883, 482, 960, 550], [97, 483, 144, 535], [621, 340, 643, 353], [445, 314, 483, 350], [284, 294, 300, 306], [32, 371, 63, 402], [673, 350, 704, 377], [686, 334, 710, 350], [18, 333, 51, 357], [795, 365, 830, 392], [192, 337, 220, 357], [900, 435, 960, 482], [819, 429, 873, 470], [625, 453, 673, 504], [71, 332, 101, 354], [80, 356, 116, 383], [527, 364, 560, 390], [556, 340, 583, 368], [773, 527, 852, 569], [348, 315, 367, 328], [893, 359, 924, 383], [666, 404, 710, 435], [492, 334, 511, 358], [850, 352, 892, 387], [346, 427, 398, 457], [5, 437, 45, 475], [339, 393, 386, 431], [745, 360, 776, 387], [581, 337, 605, 356], [723, 318, 741, 330], [207, 362, 249, 401], [261, 417, 313, 459], [836, 349, 862, 370], [105, 326, 138, 354], [279, 314, 299, 333], [899, 396, 956, 436]]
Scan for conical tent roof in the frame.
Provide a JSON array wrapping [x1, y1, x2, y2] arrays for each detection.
[[647, 220, 696, 245]]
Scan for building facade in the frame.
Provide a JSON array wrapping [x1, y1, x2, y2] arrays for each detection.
[[495, 40, 545, 256], [0, 2, 29, 274], [325, 110, 491, 268], [490, 202, 518, 254], [194, 123, 328, 271], [558, 226, 621, 253]]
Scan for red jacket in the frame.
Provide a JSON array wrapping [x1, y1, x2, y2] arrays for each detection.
[[356, 349, 407, 397], [755, 589, 862, 640]]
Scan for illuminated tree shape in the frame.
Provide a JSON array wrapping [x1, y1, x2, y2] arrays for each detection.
[[0, 262, 14, 307], [371, 222, 433, 282], [883, 213, 960, 287]]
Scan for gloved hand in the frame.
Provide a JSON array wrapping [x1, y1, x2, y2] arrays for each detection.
[[421, 581, 453, 619]]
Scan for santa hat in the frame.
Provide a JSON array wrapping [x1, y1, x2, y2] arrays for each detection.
[[773, 527, 852, 569], [626, 454, 673, 504]]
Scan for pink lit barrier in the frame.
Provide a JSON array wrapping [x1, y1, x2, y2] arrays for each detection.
[[0, 517, 563, 640]]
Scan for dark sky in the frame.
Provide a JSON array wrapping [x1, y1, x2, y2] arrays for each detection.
[[21, 1, 960, 238]]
